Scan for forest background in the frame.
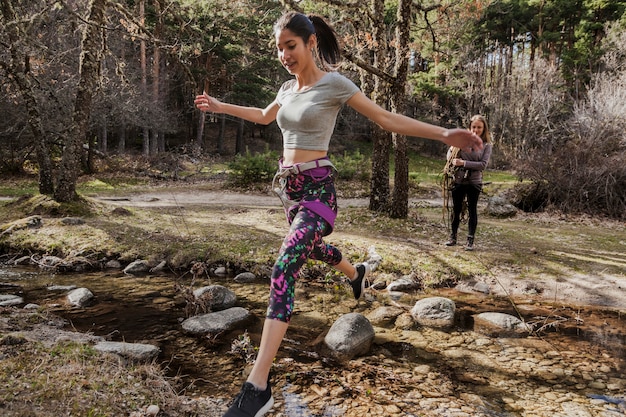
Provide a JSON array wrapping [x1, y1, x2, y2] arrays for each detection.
[[1, 0, 625, 220]]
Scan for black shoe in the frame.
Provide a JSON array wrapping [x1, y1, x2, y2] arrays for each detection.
[[465, 236, 474, 251], [445, 238, 457, 246], [351, 263, 371, 300], [223, 382, 274, 417]]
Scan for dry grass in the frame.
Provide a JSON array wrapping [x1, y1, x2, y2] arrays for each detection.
[[0, 309, 225, 417]]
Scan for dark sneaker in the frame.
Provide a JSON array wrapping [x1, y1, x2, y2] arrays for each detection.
[[351, 263, 371, 300], [464, 242, 474, 251], [223, 382, 274, 417], [445, 238, 457, 246]]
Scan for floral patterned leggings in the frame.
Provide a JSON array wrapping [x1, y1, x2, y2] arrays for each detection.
[[266, 172, 343, 323]]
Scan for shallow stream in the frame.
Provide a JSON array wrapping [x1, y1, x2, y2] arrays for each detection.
[[2, 266, 625, 416]]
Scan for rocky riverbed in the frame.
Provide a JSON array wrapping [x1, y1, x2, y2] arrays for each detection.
[[1, 264, 624, 417]]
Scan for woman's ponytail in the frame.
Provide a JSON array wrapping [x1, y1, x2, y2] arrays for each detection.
[[308, 14, 341, 70], [274, 12, 342, 71]]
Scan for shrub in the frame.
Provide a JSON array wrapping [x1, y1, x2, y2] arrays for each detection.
[[330, 150, 370, 181], [514, 25, 626, 219], [227, 148, 279, 187]]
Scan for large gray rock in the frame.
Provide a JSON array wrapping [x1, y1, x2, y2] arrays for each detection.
[[0, 294, 23, 307], [181, 307, 251, 335], [95, 341, 160, 361], [67, 288, 94, 307], [193, 285, 236, 311], [123, 259, 150, 275], [323, 313, 375, 360], [486, 195, 518, 218], [410, 297, 456, 328], [474, 312, 529, 337], [366, 306, 405, 326]]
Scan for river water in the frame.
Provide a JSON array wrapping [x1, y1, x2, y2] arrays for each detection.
[[2, 265, 625, 416]]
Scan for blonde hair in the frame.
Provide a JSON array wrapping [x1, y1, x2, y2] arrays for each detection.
[[470, 114, 491, 143]]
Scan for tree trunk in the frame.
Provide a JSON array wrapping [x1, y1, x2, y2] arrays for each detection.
[[367, 0, 391, 212], [117, 124, 126, 153], [369, 125, 390, 212], [388, 0, 412, 219], [151, 0, 162, 155], [54, 0, 106, 202], [217, 113, 226, 154], [1, 0, 54, 195], [139, 0, 150, 156], [235, 118, 244, 155]]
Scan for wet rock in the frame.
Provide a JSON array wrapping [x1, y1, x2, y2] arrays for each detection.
[[323, 312, 375, 360], [67, 287, 94, 307], [410, 297, 456, 328], [48, 285, 77, 291], [213, 266, 228, 277], [473, 312, 529, 337], [366, 306, 405, 326], [150, 260, 167, 273], [181, 306, 251, 335], [94, 341, 160, 362], [193, 285, 236, 311], [123, 259, 150, 275], [0, 294, 23, 307], [105, 259, 122, 269], [40, 255, 63, 268], [234, 272, 256, 283]]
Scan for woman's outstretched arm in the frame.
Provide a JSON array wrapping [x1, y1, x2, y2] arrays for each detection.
[[347, 92, 483, 150], [194, 92, 279, 126]]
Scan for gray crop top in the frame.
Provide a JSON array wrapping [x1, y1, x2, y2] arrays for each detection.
[[275, 71, 360, 151]]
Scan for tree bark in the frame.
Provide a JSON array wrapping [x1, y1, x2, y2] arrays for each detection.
[[140, 0, 150, 156], [0, 0, 54, 195], [54, 0, 106, 202], [389, 0, 411, 218]]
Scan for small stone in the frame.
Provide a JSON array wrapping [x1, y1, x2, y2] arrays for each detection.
[[146, 404, 160, 416]]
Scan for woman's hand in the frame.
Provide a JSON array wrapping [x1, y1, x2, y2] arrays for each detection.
[[194, 92, 223, 113], [442, 128, 483, 151], [452, 158, 464, 167]]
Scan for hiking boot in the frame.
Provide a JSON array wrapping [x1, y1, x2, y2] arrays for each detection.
[[223, 381, 274, 417], [351, 263, 371, 300], [445, 234, 457, 246], [464, 236, 474, 251]]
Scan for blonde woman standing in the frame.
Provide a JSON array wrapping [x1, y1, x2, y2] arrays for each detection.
[[445, 115, 493, 251]]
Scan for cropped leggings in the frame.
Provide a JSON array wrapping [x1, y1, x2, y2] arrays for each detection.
[[266, 172, 343, 323]]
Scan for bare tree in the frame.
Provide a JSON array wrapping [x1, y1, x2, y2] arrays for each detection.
[[54, 0, 106, 202], [0, 0, 54, 194]]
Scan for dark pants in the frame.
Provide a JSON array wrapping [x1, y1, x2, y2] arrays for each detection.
[[451, 183, 482, 238]]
